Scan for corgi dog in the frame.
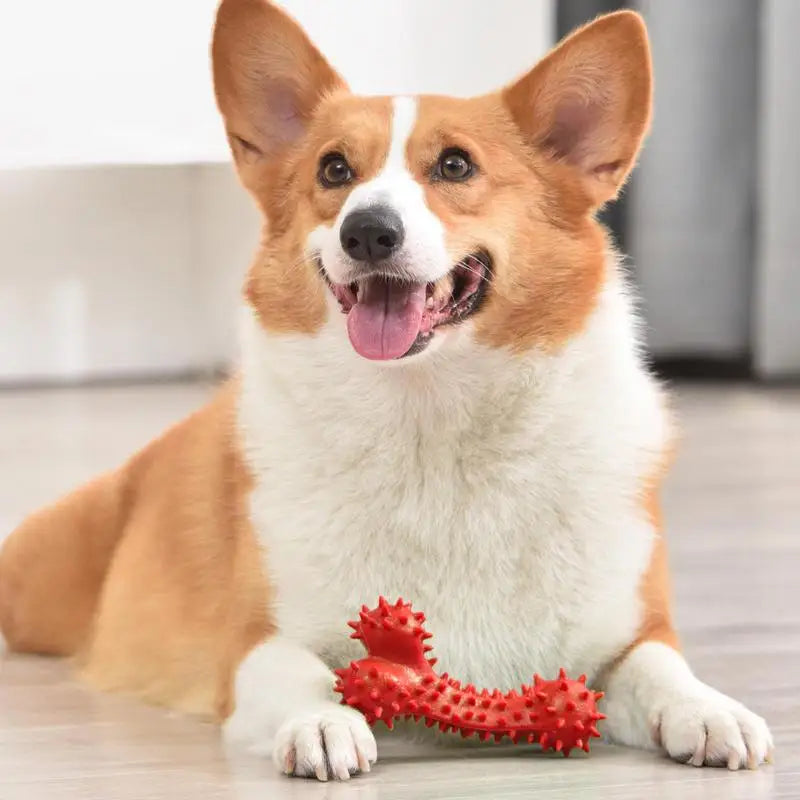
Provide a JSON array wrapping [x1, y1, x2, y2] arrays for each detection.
[[0, 0, 772, 782]]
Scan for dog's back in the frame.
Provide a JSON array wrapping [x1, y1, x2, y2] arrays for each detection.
[[0, 385, 271, 717]]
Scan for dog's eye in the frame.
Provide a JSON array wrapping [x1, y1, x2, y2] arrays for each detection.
[[437, 149, 473, 182], [319, 153, 354, 188]]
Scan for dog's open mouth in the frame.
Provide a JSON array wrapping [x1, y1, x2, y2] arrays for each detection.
[[327, 253, 490, 361]]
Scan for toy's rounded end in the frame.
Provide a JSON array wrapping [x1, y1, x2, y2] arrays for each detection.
[[346, 597, 436, 671]]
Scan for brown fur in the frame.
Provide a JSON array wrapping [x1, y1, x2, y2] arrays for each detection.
[[598, 455, 680, 681], [0, 470, 129, 657], [603, 449, 681, 686], [637, 477, 680, 651]]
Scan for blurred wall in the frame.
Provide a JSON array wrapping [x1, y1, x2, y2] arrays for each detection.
[[754, 0, 800, 377], [559, 0, 800, 378], [0, 165, 257, 383], [631, 0, 759, 361]]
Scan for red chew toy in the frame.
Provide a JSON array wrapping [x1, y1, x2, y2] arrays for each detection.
[[334, 597, 606, 756]]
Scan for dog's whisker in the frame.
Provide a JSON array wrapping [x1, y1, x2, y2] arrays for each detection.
[[453, 259, 495, 284], [452, 262, 487, 281], [454, 256, 495, 278]]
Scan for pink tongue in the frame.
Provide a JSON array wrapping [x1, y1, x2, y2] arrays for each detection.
[[346, 277, 426, 360]]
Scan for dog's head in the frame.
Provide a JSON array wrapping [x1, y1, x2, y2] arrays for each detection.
[[213, 0, 651, 362]]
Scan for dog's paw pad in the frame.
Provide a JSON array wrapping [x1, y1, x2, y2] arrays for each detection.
[[273, 705, 377, 781]]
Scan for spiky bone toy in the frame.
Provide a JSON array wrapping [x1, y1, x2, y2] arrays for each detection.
[[334, 597, 606, 756]]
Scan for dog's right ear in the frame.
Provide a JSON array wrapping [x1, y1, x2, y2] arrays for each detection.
[[212, 0, 346, 166], [503, 11, 651, 208]]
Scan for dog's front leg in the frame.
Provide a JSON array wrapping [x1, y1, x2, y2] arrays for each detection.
[[602, 640, 773, 769], [224, 638, 377, 780]]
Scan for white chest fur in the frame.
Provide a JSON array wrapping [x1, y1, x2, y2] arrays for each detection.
[[238, 270, 670, 691]]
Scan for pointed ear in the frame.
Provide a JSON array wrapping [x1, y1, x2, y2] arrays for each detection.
[[503, 11, 652, 206], [212, 0, 347, 164]]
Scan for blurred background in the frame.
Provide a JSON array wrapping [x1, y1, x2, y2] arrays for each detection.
[[1, 0, 798, 385], [1, 5, 798, 796]]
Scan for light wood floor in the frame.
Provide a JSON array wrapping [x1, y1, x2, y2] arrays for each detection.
[[1, 381, 798, 799]]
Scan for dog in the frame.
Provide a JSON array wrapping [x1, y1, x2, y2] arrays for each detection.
[[0, 0, 773, 781]]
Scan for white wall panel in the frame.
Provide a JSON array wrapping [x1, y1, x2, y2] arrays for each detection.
[[0, 1, 553, 168]]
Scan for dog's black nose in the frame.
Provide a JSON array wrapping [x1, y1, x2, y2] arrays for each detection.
[[340, 206, 404, 262]]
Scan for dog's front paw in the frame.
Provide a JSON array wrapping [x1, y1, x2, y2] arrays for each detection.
[[273, 704, 377, 781], [655, 692, 773, 770]]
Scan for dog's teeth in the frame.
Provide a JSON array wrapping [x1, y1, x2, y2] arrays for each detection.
[[431, 275, 454, 308]]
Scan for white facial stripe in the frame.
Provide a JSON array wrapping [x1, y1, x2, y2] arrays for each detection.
[[385, 96, 417, 173], [337, 97, 421, 220], [312, 96, 451, 286]]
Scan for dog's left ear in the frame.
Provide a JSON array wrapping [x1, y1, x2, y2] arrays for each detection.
[[504, 11, 652, 207]]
